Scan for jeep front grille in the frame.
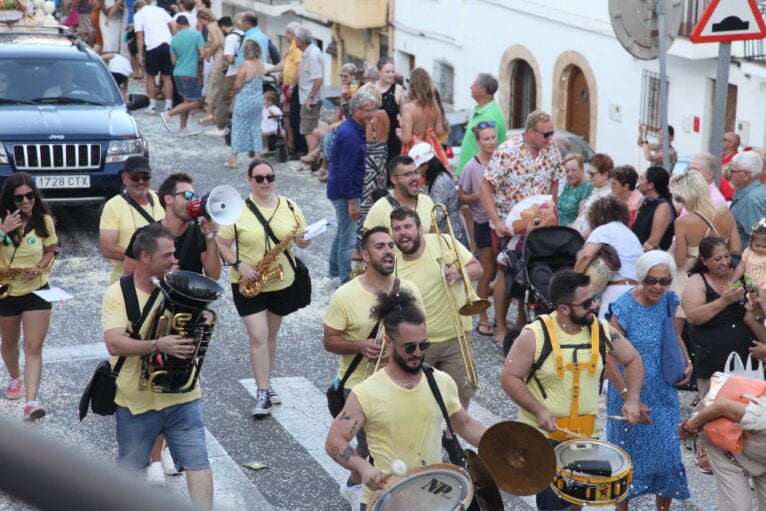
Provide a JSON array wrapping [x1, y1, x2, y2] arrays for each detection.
[[12, 144, 101, 170]]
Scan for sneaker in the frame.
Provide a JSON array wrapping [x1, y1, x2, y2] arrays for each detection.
[[22, 401, 45, 422], [268, 385, 281, 405], [5, 377, 22, 400], [159, 112, 171, 131], [178, 127, 198, 136], [161, 446, 180, 475], [204, 127, 226, 137], [252, 388, 272, 417], [146, 461, 166, 486], [146, 105, 157, 114], [338, 482, 361, 510]]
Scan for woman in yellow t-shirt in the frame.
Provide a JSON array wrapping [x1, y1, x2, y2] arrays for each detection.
[[216, 159, 310, 418], [0, 172, 58, 422]]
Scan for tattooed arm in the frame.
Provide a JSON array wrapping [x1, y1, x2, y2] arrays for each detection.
[[325, 392, 387, 491]]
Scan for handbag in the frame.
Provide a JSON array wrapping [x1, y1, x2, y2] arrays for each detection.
[[79, 275, 160, 420], [326, 353, 365, 418], [660, 292, 686, 385], [246, 198, 311, 309], [724, 352, 765, 380]]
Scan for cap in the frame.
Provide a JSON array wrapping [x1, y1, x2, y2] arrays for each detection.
[[123, 156, 151, 176], [408, 142, 435, 167]]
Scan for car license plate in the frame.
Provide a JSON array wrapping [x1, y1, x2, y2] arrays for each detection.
[[34, 175, 91, 189]]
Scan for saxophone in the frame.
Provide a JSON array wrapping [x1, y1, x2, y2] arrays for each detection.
[[0, 256, 55, 300], [238, 226, 303, 298]]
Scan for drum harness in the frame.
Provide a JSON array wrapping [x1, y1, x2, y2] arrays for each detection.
[[526, 315, 611, 441]]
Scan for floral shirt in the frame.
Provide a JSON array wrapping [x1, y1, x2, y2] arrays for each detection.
[[483, 135, 564, 224]]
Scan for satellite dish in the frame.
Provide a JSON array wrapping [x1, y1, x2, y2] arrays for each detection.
[[609, 0, 684, 60]]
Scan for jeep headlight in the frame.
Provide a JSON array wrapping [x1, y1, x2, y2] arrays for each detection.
[[106, 138, 146, 163], [0, 144, 8, 165]]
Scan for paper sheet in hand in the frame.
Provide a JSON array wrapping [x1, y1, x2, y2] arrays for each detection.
[[303, 219, 328, 240], [33, 286, 73, 302]]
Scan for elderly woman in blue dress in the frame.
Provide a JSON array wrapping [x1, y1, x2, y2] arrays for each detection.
[[605, 250, 693, 511]]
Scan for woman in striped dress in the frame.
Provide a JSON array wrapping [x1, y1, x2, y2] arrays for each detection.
[[356, 83, 390, 248]]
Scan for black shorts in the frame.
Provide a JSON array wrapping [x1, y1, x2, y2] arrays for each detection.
[[473, 221, 492, 249], [126, 30, 138, 56], [231, 283, 297, 317], [145, 43, 172, 76], [0, 284, 52, 317], [112, 72, 129, 86]]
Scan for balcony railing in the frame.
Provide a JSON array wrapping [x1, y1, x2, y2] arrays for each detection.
[[679, 0, 766, 38]]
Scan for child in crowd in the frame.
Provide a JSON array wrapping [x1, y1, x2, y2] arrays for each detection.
[[733, 220, 766, 316], [260, 90, 282, 152]]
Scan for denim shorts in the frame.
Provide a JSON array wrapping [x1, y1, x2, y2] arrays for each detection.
[[116, 399, 209, 471], [174, 75, 203, 101]]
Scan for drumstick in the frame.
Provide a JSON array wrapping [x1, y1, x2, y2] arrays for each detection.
[[554, 427, 591, 440], [608, 415, 628, 422]]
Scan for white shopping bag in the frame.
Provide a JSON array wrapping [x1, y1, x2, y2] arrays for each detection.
[[724, 352, 765, 380]]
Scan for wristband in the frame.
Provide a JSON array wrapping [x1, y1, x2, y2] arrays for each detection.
[[152, 339, 160, 355]]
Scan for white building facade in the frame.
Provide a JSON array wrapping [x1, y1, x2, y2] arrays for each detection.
[[392, 0, 766, 169]]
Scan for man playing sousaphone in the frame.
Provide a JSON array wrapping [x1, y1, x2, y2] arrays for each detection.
[[325, 288, 487, 511], [501, 270, 646, 511]]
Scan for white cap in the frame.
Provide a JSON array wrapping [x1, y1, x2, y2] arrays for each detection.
[[408, 142, 435, 167]]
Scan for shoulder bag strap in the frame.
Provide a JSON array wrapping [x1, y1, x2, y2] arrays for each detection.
[[423, 364, 456, 437], [385, 194, 401, 209], [116, 274, 160, 377], [246, 197, 298, 272], [122, 192, 157, 225]]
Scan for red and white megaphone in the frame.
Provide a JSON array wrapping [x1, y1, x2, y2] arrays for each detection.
[[187, 185, 243, 225]]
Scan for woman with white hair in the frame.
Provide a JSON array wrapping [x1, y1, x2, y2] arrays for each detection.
[[605, 250, 692, 511]]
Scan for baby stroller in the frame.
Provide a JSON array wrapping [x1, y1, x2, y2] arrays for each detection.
[[516, 225, 585, 320]]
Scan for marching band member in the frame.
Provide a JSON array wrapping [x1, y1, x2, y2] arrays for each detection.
[[501, 270, 645, 511], [325, 288, 487, 511], [323, 226, 423, 509], [99, 156, 165, 285], [102, 223, 213, 509], [389, 207, 481, 408], [0, 172, 57, 421], [216, 159, 310, 418]]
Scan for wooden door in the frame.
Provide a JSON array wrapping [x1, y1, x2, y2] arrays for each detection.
[[726, 84, 737, 132], [566, 67, 590, 143]]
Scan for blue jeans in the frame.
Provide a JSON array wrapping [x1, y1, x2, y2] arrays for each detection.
[[329, 198, 358, 283], [115, 400, 209, 471]]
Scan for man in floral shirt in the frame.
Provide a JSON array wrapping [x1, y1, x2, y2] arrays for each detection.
[[479, 110, 563, 343]]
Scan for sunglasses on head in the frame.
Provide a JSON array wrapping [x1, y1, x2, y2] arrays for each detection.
[[402, 340, 430, 354], [644, 276, 672, 287], [477, 121, 496, 129], [128, 173, 151, 183], [13, 191, 34, 203], [564, 296, 597, 309], [251, 174, 275, 183], [170, 191, 199, 201]]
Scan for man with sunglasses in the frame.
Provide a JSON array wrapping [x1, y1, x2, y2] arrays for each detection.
[[323, 226, 424, 509], [325, 287, 487, 511], [502, 270, 645, 511], [100, 156, 165, 284], [456, 73, 507, 176], [123, 173, 221, 278], [479, 110, 564, 346]]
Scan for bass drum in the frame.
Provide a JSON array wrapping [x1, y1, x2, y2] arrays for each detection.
[[368, 463, 474, 511]]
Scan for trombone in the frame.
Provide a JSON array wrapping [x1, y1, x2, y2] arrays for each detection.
[[431, 204, 488, 390]]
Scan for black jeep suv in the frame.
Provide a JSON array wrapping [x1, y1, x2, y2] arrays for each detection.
[[0, 28, 148, 204]]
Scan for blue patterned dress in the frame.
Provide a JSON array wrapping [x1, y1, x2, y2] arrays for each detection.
[[231, 74, 263, 155], [607, 290, 690, 501]]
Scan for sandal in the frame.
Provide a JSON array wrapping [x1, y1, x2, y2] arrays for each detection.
[[223, 161, 238, 169], [476, 324, 493, 337]]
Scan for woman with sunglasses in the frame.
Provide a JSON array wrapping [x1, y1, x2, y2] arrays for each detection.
[[604, 250, 691, 511], [0, 172, 58, 421], [216, 159, 310, 417]]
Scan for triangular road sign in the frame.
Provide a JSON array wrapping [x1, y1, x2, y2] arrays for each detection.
[[690, 0, 766, 43]]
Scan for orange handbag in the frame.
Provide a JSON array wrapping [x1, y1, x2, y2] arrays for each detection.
[[704, 375, 766, 454]]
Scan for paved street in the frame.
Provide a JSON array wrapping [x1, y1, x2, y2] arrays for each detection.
[[0, 109, 719, 511]]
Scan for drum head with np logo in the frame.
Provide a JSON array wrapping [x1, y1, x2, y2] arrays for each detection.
[[368, 464, 474, 511]]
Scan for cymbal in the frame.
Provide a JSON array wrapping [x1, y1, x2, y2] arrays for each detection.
[[464, 449, 504, 511], [478, 421, 556, 496]]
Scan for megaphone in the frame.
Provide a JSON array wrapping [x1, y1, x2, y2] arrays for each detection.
[[187, 185, 243, 226]]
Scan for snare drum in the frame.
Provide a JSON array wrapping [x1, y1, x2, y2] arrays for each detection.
[[368, 463, 474, 511], [551, 439, 632, 507]]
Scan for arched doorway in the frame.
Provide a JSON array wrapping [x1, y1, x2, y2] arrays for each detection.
[[509, 60, 536, 129], [565, 66, 591, 143]]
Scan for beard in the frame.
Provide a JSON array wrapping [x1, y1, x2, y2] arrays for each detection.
[[569, 308, 596, 327], [392, 349, 423, 375], [369, 256, 394, 276], [397, 233, 421, 255]]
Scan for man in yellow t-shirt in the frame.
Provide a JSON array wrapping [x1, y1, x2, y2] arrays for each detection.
[[363, 155, 434, 234], [99, 156, 165, 284], [501, 270, 645, 511], [102, 223, 213, 509], [325, 288, 487, 510], [390, 207, 482, 407], [323, 226, 423, 508]]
